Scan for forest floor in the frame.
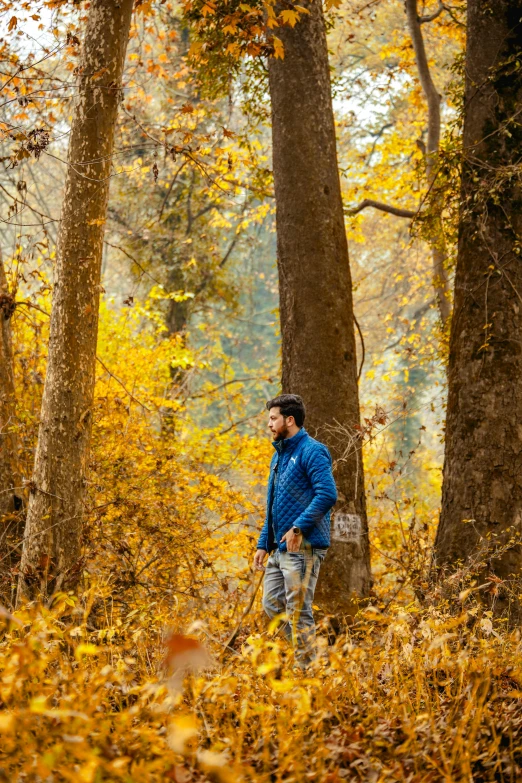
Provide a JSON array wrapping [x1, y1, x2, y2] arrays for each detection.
[[1, 586, 521, 782]]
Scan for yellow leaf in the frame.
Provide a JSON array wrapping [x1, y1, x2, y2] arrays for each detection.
[[273, 37, 284, 60], [74, 643, 99, 659], [256, 662, 279, 675], [226, 42, 241, 57], [269, 678, 296, 693], [0, 713, 14, 732], [78, 759, 99, 783], [280, 9, 299, 26], [188, 42, 203, 57], [30, 696, 47, 713], [168, 715, 198, 754]]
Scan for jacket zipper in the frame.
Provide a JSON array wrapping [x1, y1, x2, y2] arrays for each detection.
[[272, 457, 278, 545]]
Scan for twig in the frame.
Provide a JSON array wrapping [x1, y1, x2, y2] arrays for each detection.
[[218, 413, 260, 436], [0, 605, 23, 626], [353, 314, 365, 381], [220, 571, 265, 659], [96, 356, 151, 411], [14, 301, 150, 410], [103, 241, 163, 286], [187, 376, 263, 400]]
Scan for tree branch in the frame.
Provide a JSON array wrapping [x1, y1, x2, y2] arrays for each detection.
[[405, 0, 441, 173], [419, 1, 445, 23], [354, 314, 365, 382], [347, 198, 416, 219], [187, 376, 262, 400], [405, 0, 452, 327], [104, 241, 164, 287], [218, 413, 260, 436], [17, 300, 151, 411]]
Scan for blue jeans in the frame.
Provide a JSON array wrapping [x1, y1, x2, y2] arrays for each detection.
[[262, 548, 327, 667]]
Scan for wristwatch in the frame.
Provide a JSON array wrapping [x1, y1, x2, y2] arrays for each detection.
[[292, 526, 302, 536]]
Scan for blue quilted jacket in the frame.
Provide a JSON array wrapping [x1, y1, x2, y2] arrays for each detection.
[[257, 428, 337, 552]]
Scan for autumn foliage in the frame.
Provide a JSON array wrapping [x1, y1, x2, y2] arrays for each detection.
[[2, 0, 522, 780]]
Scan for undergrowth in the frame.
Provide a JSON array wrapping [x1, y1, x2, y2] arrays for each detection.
[[1, 587, 522, 782]]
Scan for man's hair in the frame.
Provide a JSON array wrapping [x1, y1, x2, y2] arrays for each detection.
[[266, 394, 306, 428]]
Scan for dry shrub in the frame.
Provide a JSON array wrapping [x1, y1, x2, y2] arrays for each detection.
[[2, 589, 522, 782], [3, 292, 522, 782]]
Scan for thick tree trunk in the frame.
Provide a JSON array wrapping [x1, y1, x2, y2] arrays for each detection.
[[436, 1, 522, 616], [268, 0, 371, 613], [0, 254, 22, 592], [18, 0, 134, 601]]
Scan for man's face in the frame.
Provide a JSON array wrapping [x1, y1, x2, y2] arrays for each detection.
[[268, 407, 290, 441]]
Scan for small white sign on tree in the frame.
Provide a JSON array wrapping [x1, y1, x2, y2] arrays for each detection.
[[332, 512, 362, 542]]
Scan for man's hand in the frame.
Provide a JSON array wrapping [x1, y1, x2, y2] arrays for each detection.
[[281, 529, 302, 553], [254, 549, 267, 571]]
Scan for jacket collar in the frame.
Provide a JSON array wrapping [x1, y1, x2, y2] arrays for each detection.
[[273, 427, 308, 454]]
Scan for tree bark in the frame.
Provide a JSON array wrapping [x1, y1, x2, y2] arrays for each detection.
[[268, 0, 371, 614], [18, 0, 134, 601], [0, 252, 22, 592], [435, 0, 522, 615]]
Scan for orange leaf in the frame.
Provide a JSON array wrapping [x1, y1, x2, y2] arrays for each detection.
[[273, 37, 284, 60], [164, 632, 212, 674], [280, 9, 299, 27]]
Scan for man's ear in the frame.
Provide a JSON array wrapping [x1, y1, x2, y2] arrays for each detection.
[[286, 415, 295, 428]]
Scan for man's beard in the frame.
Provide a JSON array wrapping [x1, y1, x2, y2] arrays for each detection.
[[273, 424, 289, 442]]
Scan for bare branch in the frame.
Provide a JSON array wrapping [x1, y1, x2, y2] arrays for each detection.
[[419, 1, 445, 24], [347, 198, 416, 219], [187, 376, 263, 400], [354, 314, 365, 382], [218, 413, 260, 436], [95, 356, 151, 412], [103, 241, 163, 287], [218, 235, 238, 269], [157, 159, 188, 223], [366, 121, 394, 166]]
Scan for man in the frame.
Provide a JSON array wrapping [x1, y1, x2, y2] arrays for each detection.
[[254, 394, 337, 666]]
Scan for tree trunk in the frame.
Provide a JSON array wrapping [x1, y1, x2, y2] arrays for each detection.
[[0, 253, 22, 594], [435, 0, 522, 616], [405, 0, 452, 327], [268, 0, 371, 614], [18, 0, 134, 601]]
